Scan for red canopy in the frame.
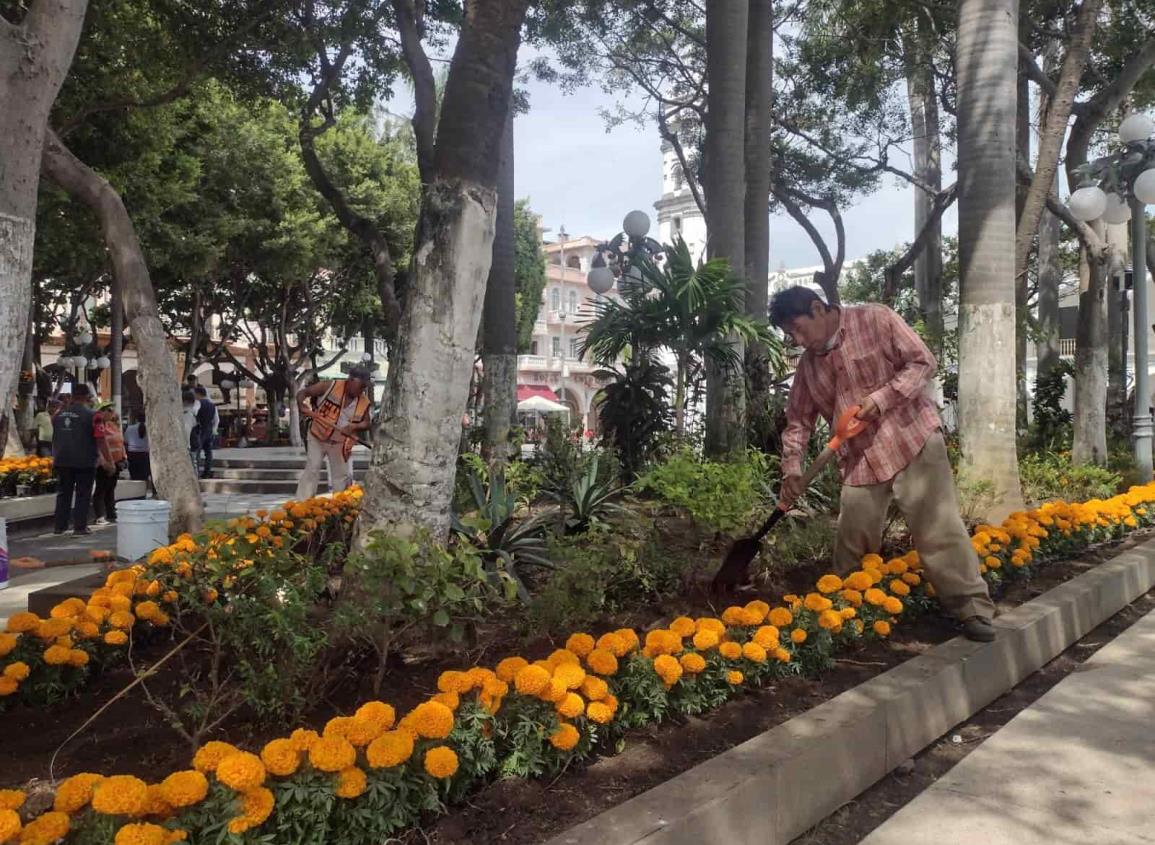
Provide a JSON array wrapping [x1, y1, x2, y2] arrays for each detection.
[[517, 384, 560, 403]]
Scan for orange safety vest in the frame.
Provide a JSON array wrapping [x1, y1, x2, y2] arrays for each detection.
[[308, 380, 371, 460]]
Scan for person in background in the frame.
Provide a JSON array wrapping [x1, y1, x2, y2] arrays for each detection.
[[92, 404, 127, 525], [51, 384, 104, 535], [33, 399, 60, 457], [193, 385, 218, 478], [294, 367, 372, 500], [181, 388, 200, 471], [125, 409, 151, 491]]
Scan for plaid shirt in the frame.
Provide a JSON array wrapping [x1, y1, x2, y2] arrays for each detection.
[[781, 303, 942, 487]]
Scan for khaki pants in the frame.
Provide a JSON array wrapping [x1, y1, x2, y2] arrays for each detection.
[[834, 431, 995, 621], [295, 435, 354, 501]]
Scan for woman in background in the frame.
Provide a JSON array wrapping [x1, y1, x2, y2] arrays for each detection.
[[93, 404, 127, 525], [125, 409, 151, 492]]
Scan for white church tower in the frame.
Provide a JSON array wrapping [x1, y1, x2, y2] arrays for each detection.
[[653, 139, 708, 262]]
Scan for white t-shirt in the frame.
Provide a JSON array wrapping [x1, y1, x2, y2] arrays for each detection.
[[125, 422, 149, 452]]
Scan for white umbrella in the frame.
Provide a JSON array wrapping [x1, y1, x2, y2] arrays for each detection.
[[517, 395, 569, 414]]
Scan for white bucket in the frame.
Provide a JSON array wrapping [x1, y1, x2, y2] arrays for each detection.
[[0, 517, 8, 590], [117, 500, 171, 562]]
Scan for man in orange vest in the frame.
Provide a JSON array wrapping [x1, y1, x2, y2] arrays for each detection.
[[294, 366, 373, 500]]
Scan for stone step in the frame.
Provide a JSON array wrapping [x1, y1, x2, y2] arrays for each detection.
[[206, 467, 368, 481], [211, 458, 371, 471], [199, 478, 358, 495]]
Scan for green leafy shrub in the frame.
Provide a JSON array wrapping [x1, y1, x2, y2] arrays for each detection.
[[1019, 451, 1121, 503], [636, 448, 772, 535]]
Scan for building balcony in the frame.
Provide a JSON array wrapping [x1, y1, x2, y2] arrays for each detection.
[[517, 355, 599, 375]]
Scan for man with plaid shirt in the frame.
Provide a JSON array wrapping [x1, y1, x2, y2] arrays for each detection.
[[771, 286, 995, 642]]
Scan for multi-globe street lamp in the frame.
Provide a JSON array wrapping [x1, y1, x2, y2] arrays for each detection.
[[587, 210, 664, 296], [1068, 112, 1155, 481]]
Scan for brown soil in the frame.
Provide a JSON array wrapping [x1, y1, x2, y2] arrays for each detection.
[[2, 527, 1149, 845]]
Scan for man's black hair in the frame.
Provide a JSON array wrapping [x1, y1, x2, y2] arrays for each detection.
[[194, 386, 208, 397], [181, 387, 195, 403], [72, 383, 92, 399], [347, 366, 371, 384], [768, 286, 829, 330]]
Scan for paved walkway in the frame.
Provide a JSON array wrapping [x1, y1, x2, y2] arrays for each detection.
[[861, 606, 1155, 845], [0, 564, 100, 627]]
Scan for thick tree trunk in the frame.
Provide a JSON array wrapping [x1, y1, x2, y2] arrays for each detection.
[[1106, 222, 1130, 440], [110, 274, 123, 416], [903, 27, 944, 354], [356, 0, 529, 543], [1035, 197, 1062, 385], [956, 0, 1024, 521], [0, 1, 88, 428], [481, 111, 517, 469], [41, 130, 205, 535], [744, 0, 773, 450], [1073, 242, 1108, 465], [1015, 66, 1031, 433], [16, 297, 36, 449], [703, 0, 749, 458]]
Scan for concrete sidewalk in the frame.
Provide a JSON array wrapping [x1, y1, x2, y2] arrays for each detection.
[[0, 564, 100, 628], [860, 606, 1155, 845]]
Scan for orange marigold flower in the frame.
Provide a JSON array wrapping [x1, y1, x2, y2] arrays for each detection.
[[549, 723, 580, 752], [216, 752, 266, 791], [680, 652, 707, 674], [514, 664, 551, 695], [92, 775, 150, 816], [580, 676, 610, 701], [564, 632, 596, 657], [335, 767, 367, 799], [791, 628, 808, 644], [308, 736, 357, 773], [424, 746, 459, 779], [767, 607, 793, 628], [495, 656, 529, 683], [585, 649, 619, 676], [816, 574, 843, 594], [873, 620, 891, 637], [53, 773, 105, 813], [726, 670, 744, 685], [366, 730, 415, 769], [158, 771, 209, 809], [718, 641, 742, 660]]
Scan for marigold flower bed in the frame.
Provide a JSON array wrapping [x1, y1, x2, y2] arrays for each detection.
[[2, 483, 1153, 844], [0, 457, 53, 497]]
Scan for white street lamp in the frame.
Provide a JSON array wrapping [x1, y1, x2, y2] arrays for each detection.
[[361, 352, 372, 362], [95, 356, 110, 369], [76, 329, 93, 346], [587, 264, 614, 294], [1102, 193, 1133, 224], [220, 379, 236, 390], [622, 210, 650, 239], [1069, 185, 1108, 221], [1119, 112, 1154, 145], [1135, 167, 1155, 205]]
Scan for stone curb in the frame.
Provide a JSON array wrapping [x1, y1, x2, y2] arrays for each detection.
[[542, 539, 1155, 845]]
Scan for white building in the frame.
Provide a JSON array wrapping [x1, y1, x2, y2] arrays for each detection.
[[653, 139, 708, 264]]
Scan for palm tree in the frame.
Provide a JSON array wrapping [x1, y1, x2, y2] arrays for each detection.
[[579, 238, 782, 436], [955, 0, 1024, 519]]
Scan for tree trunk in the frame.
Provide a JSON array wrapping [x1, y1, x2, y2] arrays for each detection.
[[356, 0, 529, 544], [41, 130, 205, 536], [955, 0, 1024, 521], [703, 0, 749, 458], [1073, 237, 1108, 465], [110, 274, 124, 417], [481, 111, 517, 469], [1015, 64, 1031, 434], [1035, 194, 1062, 384], [903, 26, 944, 355], [744, 0, 773, 450], [1106, 222, 1130, 440], [675, 352, 689, 436], [16, 296, 36, 449], [0, 1, 88, 429]]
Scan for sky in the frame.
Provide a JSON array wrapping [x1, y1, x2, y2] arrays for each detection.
[[512, 55, 961, 270]]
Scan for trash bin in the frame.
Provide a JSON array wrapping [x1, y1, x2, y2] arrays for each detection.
[[117, 500, 171, 562], [0, 518, 8, 590]]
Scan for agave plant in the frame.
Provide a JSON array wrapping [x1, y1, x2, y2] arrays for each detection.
[[450, 465, 553, 601], [549, 455, 628, 534]]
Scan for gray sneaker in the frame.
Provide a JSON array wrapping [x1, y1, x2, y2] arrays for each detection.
[[963, 616, 996, 642]]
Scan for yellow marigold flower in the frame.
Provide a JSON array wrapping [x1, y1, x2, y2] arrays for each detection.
[[193, 741, 240, 774], [541, 677, 568, 703], [695, 617, 726, 635], [790, 628, 808, 644], [680, 652, 707, 674], [580, 675, 610, 701], [818, 610, 843, 631], [692, 629, 721, 650], [721, 606, 749, 626], [585, 649, 619, 676], [3, 662, 30, 682], [565, 632, 597, 657], [162, 591, 178, 604], [553, 662, 587, 690], [774, 647, 791, 663], [432, 692, 460, 710], [653, 653, 683, 686], [109, 610, 136, 630], [744, 600, 770, 624], [482, 677, 509, 697], [726, 670, 744, 685], [718, 641, 742, 660], [259, 740, 300, 778], [424, 746, 460, 779], [366, 730, 414, 769], [0, 789, 24, 811], [354, 701, 396, 733], [0, 633, 17, 657], [466, 667, 496, 689], [768, 607, 793, 627], [335, 766, 367, 799], [861, 553, 884, 570], [614, 628, 640, 652], [816, 574, 843, 594], [549, 723, 580, 752], [92, 775, 150, 816], [547, 648, 580, 669], [409, 701, 455, 739], [134, 601, 161, 623], [104, 630, 129, 647], [495, 656, 529, 683], [804, 593, 833, 612], [5, 612, 40, 634], [216, 752, 266, 791], [864, 588, 887, 607], [36, 617, 73, 640], [643, 629, 682, 656], [556, 691, 586, 719], [883, 596, 904, 615], [113, 821, 182, 845], [840, 607, 857, 620], [889, 579, 911, 597], [0, 808, 20, 844], [0, 677, 17, 696], [308, 735, 357, 773], [158, 771, 208, 809], [227, 787, 274, 834], [108, 595, 133, 613], [75, 621, 100, 639], [68, 648, 90, 668], [742, 642, 768, 663], [873, 620, 891, 637], [17, 811, 69, 845], [886, 558, 909, 575], [752, 625, 780, 648], [902, 572, 921, 586], [840, 588, 864, 607], [668, 617, 697, 638], [587, 701, 615, 724], [602, 693, 619, 715], [437, 670, 471, 694], [43, 644, 71, 666], [595, 632, 628, 657], [53, 773, 104, 813], [845, 571, 873, 591], [50, 598, 85, 620], [514, 664, 551, 695]]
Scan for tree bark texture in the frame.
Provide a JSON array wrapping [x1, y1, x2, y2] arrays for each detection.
[[703, 0, 749, 458], [41, 129, 205, 536], [1073, 244, 1108, 465], [481, 111, 517, 468], [0, 1, 88, 435], [955, 0, 1024, 521], [1015, 63, 1031, 433]]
